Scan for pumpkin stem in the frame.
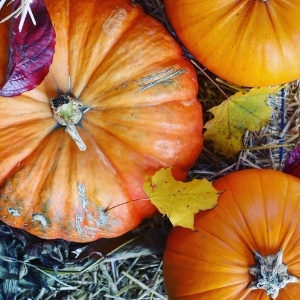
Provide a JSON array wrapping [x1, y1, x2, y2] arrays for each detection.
[[248, 250, 298, 299], [50, 95, 89, 151]]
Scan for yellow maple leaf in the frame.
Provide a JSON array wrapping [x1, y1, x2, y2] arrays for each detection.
[[143, 168, 219, 229], [203, 87, 279, 158]]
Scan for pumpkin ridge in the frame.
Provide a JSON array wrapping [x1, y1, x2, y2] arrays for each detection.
[[81, 117, 174, 171], [3, 129, 68, 199], [0, 94, 54, 127], [264, 3, 287, 65], [194, 282, 250, 297], [82, 103, 202, 168], [0, 130, 69, 232], [164, 249, 251, 299], [167, 281, 247, 299], [222, 170, 288, 254], [81, 61, 195, 109], [215, 200, 259, 255], [257, 171, 300, 255], [78, 11, 191, 105], [67, 130, 140, 241], [0, 119, 56, 184], [85, 106, 194, 134], [69, 1, 142, 97], [77, 23, 143, 98], [271, 175, 293, 251], [195, 221, 253, 263], [165, 246, 248, 272], [73, 128, 125, 189], [256, 172, 272, 251], [216, 173, 263, 252], [278, 180, 300, 260], [0, 111, 54, 131]]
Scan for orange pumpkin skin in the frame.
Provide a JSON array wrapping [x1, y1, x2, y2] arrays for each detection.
[[0, 0, 203, 241], [164, 0, 300, 87], [163, 169, 300, 299]]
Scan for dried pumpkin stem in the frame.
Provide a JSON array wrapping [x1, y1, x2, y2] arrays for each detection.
[[50, 95, 88, 151], [65, 124, 86, 151], [248, 250, 298, 299]]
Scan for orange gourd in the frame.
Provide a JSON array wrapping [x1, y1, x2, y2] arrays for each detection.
[[164, 0, 300, 87], [163, 169, 300, 299], [0, 0, 203, 242]]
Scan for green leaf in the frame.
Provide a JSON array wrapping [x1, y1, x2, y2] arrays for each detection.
[[203, 87, 279, 157]]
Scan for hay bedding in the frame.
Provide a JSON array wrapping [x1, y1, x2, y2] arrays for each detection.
[[0, 0, 299, 299]]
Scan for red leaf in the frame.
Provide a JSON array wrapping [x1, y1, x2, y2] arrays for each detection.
[[283, 144, 300, 178], [0, 0, 55, 97]]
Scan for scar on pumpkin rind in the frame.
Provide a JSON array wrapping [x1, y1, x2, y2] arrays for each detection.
[[138, 68, 188, 92], [32, 212, 49, 227], [75, 183, 119, 239], [7, 207, 22, 217], [102, 7, 127, 36]]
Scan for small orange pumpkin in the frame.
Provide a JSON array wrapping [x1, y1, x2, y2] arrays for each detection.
[[164, 0, 300, 87], [0, 0, 203, 241], [163, 169, 300, 299]]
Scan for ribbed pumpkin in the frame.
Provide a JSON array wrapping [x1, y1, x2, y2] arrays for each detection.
[[164, 0, 300, 87], [0, 0, 203, 242], [163, 169, 300, 299]]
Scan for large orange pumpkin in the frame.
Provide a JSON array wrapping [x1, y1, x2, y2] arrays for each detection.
[[164, 0, 300, 87], [0, 0, 203, 242], [163, 169, 300, 299]]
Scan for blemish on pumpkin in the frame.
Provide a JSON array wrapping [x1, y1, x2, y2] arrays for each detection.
[[7, 207, 22, 217], [77, 183, 88, 210], [182, 99, 195, 106], [181, 100, 195, 106], [103, 68, 187, 95], [32, 213, 48, 227], [138, 68, 187, 92], [0, 194, 8, 202], [103, 8, 127, 36], [76, 183, 114, 239], [75, 215, 85, 238]]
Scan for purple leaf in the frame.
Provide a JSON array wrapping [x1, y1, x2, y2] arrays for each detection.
[[0, 0, 55, 97], [283, 144, 300, 178]]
